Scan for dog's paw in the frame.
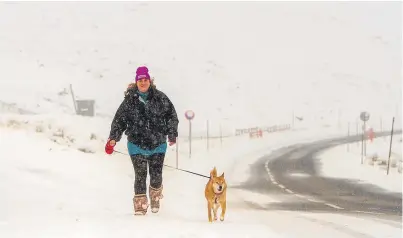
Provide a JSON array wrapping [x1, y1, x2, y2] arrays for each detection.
[[220, 216, 224, 221]]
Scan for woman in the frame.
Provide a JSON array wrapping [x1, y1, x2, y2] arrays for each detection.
[[105, 66, 179, 215]]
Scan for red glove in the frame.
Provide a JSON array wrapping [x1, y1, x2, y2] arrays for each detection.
[[105, 139, 116, 154], [168, 137, 176, 146]]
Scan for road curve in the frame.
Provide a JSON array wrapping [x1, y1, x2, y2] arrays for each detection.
[[236, 131, 402, 220]]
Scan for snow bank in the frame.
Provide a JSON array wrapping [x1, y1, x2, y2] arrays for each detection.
[[316, 135, 402, 194]]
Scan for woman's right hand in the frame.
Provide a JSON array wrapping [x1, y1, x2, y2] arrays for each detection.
[[105, 139, 116, 154]]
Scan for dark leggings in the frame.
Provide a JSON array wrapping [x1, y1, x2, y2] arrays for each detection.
[[130, 153, 165, 195]]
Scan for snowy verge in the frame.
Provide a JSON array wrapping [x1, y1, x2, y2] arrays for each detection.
[[0, 113, 241, 156], [359, 135, 402, 173], [316, 135, 402, 194], [0, 113, 111, 154]]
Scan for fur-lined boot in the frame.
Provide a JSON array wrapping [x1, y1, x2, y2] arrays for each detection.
[[133, 194, 149, 215], [149, 185, 164, 213]]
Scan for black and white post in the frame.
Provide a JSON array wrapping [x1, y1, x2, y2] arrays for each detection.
[[386, 117, 395, 175], [185, 110, 195, 158], [364, 120, 367, 157], [347, 122, 350, 152], [292, 110, 295, 128], [189, 120, 192, 157], [356, 119, 359, 148], [69, 84, 78, 114], [360, 111, 370, 164]]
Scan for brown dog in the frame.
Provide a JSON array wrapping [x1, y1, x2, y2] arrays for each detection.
[[204, 167, 227, 222]]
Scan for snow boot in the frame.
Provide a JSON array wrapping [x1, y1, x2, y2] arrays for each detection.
[[133, 194, 149, 215], [149, 185, 163, 213]]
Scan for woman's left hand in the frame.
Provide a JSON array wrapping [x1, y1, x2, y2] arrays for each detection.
[[168, 138, 176, 146]]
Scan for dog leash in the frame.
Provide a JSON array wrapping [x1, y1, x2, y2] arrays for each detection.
[[114, 150, 210, 179]]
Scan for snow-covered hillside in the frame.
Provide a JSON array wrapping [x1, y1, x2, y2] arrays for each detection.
[[0, 1, 401, 136]]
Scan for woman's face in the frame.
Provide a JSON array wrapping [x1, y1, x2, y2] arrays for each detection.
[[137, 78, 151, 93]]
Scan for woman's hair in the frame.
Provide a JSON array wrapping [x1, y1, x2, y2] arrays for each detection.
[[124, 78, 156, 95]]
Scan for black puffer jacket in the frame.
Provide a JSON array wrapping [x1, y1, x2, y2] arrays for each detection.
[[108, 86, 179, 150]]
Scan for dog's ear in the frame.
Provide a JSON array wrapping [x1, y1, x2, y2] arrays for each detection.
[[210, 167, 217, 178], [219, 172, 225, 178]]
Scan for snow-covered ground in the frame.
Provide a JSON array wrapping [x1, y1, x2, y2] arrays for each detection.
[[316, 135, 403, 194], [2, 124, 402, 238]]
